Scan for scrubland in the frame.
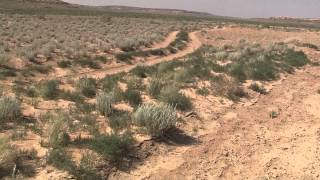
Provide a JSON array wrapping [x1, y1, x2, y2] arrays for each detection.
[[1, 5, 320, 180]]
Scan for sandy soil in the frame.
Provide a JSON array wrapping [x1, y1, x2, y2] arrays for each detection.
[[143, 31, 179, 51], [49, 31, 202, 80], [109, 28, 320, 180]]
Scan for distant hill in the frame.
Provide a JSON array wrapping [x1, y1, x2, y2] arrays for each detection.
[[18, 0, 68, 4], [99, 5, 214, 17]]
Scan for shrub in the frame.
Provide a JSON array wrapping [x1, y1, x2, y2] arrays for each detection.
[[249, 57, 277, 81], [46, 113, 71, 148], [126, 76, 145, 90], [108, 110, 131, 132], [57, 60, 72, 68], [174, 68, 192, 83], [131, 65, 149, 78], [47, 148, 75, 172], [196, 87, 210, 96], [159, 86, 192, 111], [227, 86, 246, 101], [60, 90, 84, 103], [134, 103, 177, 137], [123, 89, 142, 107], [90, 133, 133, 162], [77, 77, 96, 98], [0, 137, 17, 176], [96, 93, 115, 117], [249, 83, 267, 94], [148, 78, 165, 98], [230, 63, 247, 82], [41, 80, 59, 100], [101, 74, 122, 92], [283, 49, 309, 67], [0, 96, 22, 123]]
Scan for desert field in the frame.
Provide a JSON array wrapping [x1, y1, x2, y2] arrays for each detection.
[[0, 1, 320, 180]]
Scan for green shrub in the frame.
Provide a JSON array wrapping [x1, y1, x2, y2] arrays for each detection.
[[77, 77, 96, 98], [174, 68, 192, 83], [131, 65, 149, 78], [0, 96, 22, 123], [134, 103, 177, 137], [41, 80, 59, 100], [283, 49, 309, 67], [230, 63, 247, 82], [75, 59, 101, 69], [90, 133, 133, 162], [26, 85, 38, 98], [57, 60, 72, 68], [249, 57, 277, 81], [227, 86, 246, 101], [0, 137, 17, 176], [101, 74, 122, 92], [126, 76, 145, 90], [159, 86, 192, 111], [47, 148, 75, 172], [196, 87, 210, 96], [249, 83, 267, 94], [60, 90, 84, 103], [148, 78, 165, 98], [123, 89, 142, 107], [108, 110, 131, 132], [96, 93, 115, 117], [47, 113, 71, 148]]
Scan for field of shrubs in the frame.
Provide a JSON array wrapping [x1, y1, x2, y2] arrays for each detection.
[[0, 8, 318, 179]]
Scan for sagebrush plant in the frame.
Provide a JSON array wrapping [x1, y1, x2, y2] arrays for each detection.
[[134, 103, 177, 137], [123, 89, 142, 107], [40, 80, 59, 100], [249, 83, 267, 94], [90, 133, 133, 162], [96, 92, 115, 117], [0, 137, 17, 175], [148, 78, 165, 98], [108, 110, 131, 132], [0, 96, 22, 123], [77, 77, 97, 98], [46, 113, 71, 148], [159, 86, 192, 111]]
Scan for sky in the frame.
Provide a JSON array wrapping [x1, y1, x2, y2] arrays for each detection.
[[62, 0, 320, 18]]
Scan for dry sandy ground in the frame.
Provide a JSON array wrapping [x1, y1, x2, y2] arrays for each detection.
[[110, 27, 320, 180]]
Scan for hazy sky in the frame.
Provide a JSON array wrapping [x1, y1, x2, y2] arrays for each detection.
[[62, 0, 320, 18]]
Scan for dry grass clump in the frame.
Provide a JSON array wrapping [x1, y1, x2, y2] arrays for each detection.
[[159, 86, 192, 111], [77, 77, 97, 98], [96, 92, 115, 117], [0, 137, 17, 175], [134, 103, 177, 137], [0, 96, 22, 123]]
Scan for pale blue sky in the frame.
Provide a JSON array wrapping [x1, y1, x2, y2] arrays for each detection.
[[62, 0, 320, 18]]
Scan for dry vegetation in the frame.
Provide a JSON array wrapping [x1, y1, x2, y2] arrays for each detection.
[[1, 2, 320, 179]]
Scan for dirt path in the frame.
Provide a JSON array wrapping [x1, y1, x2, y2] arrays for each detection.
[[112, 50, 320, 179], [44, 31, 201, 81], [142, 31, 179, 51]]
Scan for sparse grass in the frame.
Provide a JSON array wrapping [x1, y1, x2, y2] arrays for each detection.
[[96, 92, 115, 117], [57, 60, 72, 68], [134, 103, 177, 137], [90, 133, 133, 162], [45, 113, 71, 148], [77, 77, 97, 98], [123, 89, 142, 107], [249, 83, 267, 94], [196, 87, 210, 96], [0, 137, 16, 177], [0, 96, 22, 124], [40, 80, 59, 100], [148, 78, 166, 98], [108, 110, 131, 132], [159, 86, 192, 111]]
